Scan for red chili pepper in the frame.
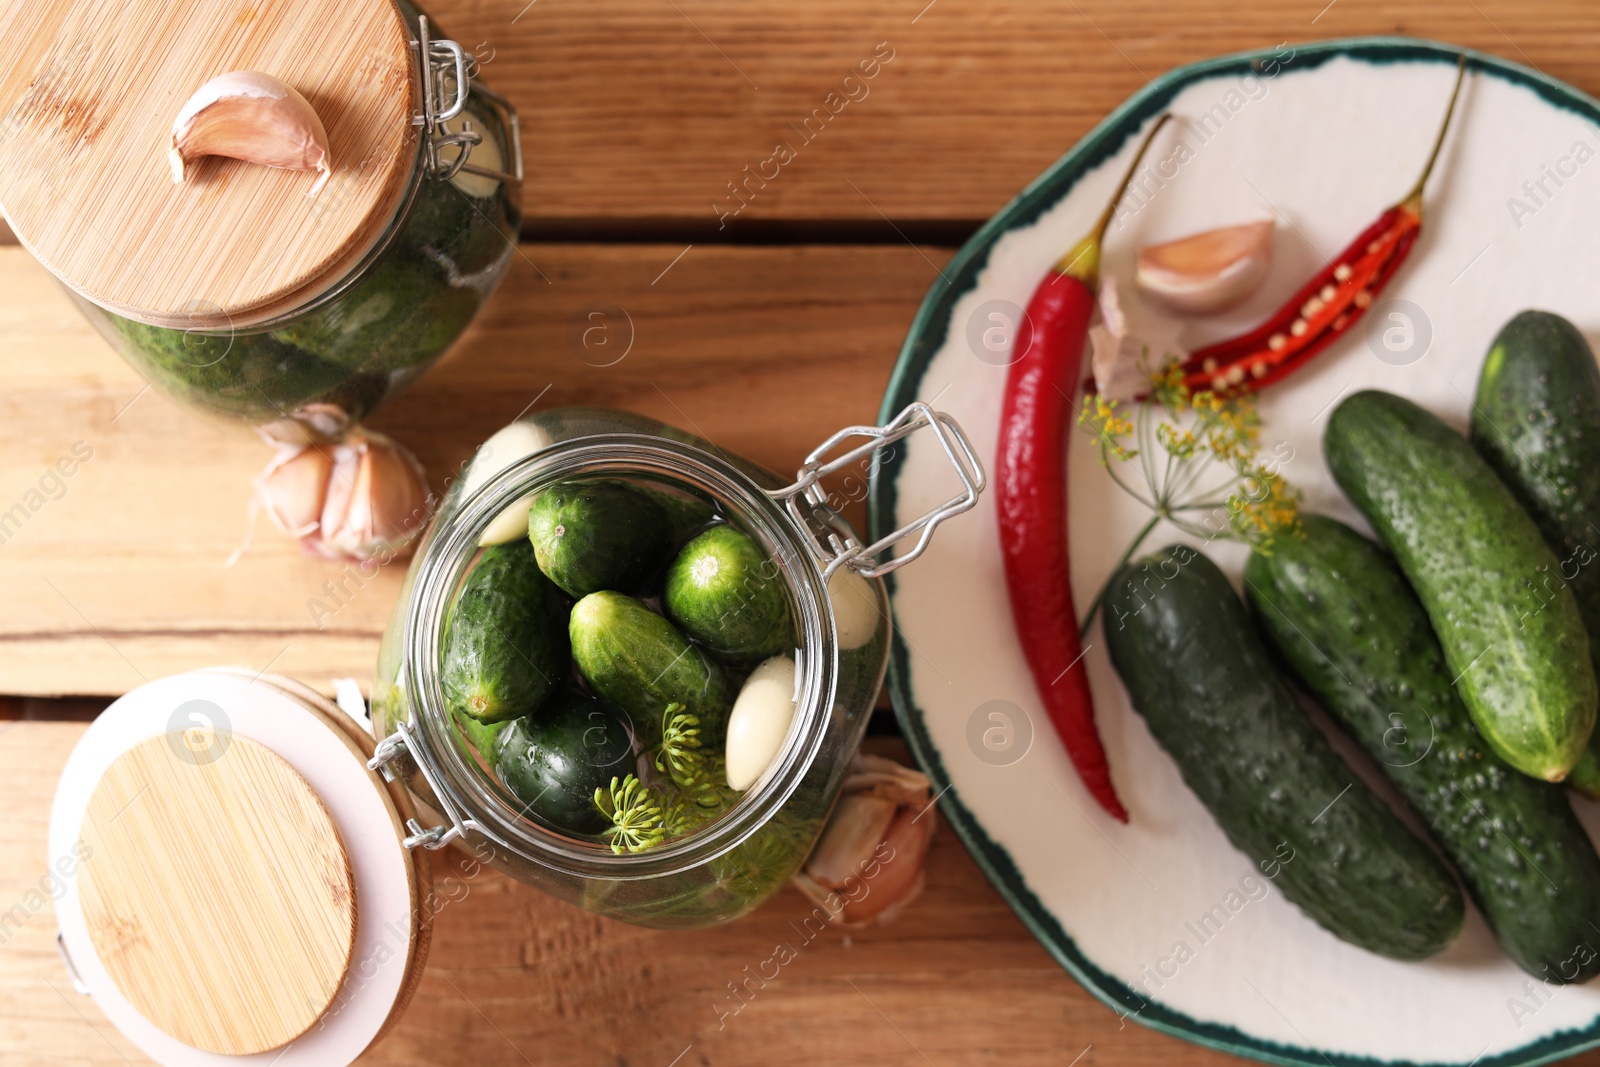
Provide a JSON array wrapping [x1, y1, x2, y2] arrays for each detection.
[[998, 114, 1172, 823], [1175, 55, 1466, 396]]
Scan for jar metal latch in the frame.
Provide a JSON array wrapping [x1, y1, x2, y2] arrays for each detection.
[[770, 402, 985, 580], [412, 16, 523, 186], [370, 720, 509, 851]]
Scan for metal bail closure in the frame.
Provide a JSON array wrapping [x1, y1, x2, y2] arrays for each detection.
[[369, 719, 507, 851], [411, 16, 523, 185], [770, 402, 985, 580]]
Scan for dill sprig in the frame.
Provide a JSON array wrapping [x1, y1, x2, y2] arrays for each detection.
[[594, 775, 670, 854], [1078, 360, 1301, 628], [593, 705, 739, 854]]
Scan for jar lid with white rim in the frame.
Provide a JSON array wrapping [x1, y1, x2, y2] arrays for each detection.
[[50, 668, 432, 1067]]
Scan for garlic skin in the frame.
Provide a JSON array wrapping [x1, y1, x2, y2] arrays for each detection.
[[461, 422, 554, 546], [1135, 219, 1274, 315], [724, 656, 799, 791], [259, 445, 332, 538], [256, 430, 432, 563], [170, 71, 332, 196], [793, 753, 935, 927], [1090, 276, 1187, 400]]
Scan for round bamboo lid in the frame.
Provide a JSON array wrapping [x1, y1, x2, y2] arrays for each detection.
[[50, 670, 432, 1067], [78, 731, 358, 1055], [0, 0, 418, 328]]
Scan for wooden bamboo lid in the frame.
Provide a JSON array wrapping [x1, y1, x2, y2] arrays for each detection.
[[50, 670, 431, 1067], [0, 0, 418, 328], [78, 731, 358, 1055]]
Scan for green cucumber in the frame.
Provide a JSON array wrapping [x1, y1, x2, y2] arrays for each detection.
[[1326, 390, 1597, 781], [527, 480, 672, 598], [452, 708, 510, 762], [1469, 311, 1600, 796], [639, 484, 717, 549], [1246, 515, 1600, 982], [494, 690, 637, 836], [441, 540, 569, 724], [1105, 545, 1463, 961], [569, 591, 733, 749], [664, 525, 793, 660]]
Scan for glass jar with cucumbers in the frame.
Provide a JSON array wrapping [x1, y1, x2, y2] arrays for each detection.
[[369, 405, 983, 928]]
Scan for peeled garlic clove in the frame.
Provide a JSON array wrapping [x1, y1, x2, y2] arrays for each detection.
[[258, 445, 332, 538], [462, 422, 554, 546], [724, 655, 799, 791], [170, 71, 331, 195], [1135, 219, 1274, 315], [827, 567, 880, 650], [313, 431, 432, 563]]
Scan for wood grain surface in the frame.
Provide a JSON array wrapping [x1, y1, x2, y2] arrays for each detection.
[[420, 0, 1600, 231], [0, 242, 942, 696], [7, 3, 1600, 1065], [77, 732, 357, 1055], [0, 724, 1266, 1067]]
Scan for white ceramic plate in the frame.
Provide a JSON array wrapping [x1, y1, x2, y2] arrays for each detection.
[[870, 38, 1600, 1067]]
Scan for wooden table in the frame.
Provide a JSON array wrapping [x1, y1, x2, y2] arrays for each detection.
[[6, 2, 1600, 1064]]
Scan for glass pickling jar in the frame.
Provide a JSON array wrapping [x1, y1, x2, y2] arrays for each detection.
[[0, 0, 520, 442], [369, 404, 984, 928]]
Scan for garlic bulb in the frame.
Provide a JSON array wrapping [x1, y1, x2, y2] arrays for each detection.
[[170, 71, 331, 196], [1134, 219, 1275, 315], [460, 422, 553, 546], [257, 430, 432, 563], [724, 656, 799, 791], [793, 753, 935, 927]]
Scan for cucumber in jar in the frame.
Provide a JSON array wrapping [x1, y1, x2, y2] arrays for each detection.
[[495, 691, 637, 836], [569, 591, 733, 748], [442, 539, 570, 724], [664, 525, 793, 661], [528, 480, 675, 598]]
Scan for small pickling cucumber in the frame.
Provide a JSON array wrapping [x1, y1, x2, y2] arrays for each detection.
[[527, 480, 672, 598], [442, 540, 569, 724], [1468, 311, 1600, 796], [1105, 545, 1464, 960], [1246, 515, 1600, 982], [1326, 390, 1597, 782], [664, 525, 793, 661], [452, 707, 510, 762], [569, 591, 733, 749], [494, 690, 637, 836], [638, 484, 717, 549]]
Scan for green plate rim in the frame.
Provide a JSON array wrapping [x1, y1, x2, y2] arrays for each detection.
[[868, 35, 1600, 1067]]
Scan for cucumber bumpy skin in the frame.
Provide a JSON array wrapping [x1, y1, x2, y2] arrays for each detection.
[[1469, 311, 1600, 796], [527, 480, 673, 599], [1105, 545, 1464, 961], [1325, 390, 1597, 782], [664, 524, 793, 661], [1247, 515, 1600, 983], [441, 539, 570, 724], [569, 591, 733, 750]]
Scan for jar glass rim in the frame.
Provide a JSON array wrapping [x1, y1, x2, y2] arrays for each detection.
[[400, 432, 837, 880]]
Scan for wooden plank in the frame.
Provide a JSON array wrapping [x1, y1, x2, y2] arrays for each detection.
[[429, 0, 1600, 228], [0, 724, 1217, 1066], [1, 1, 1587, 236], [0, 243, 947, 696]]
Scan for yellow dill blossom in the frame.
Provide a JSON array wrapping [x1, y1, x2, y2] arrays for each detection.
[[1078, 360, 1301, 627]]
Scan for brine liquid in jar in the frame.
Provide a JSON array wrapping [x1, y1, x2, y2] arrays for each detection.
[[437, 472, 819, 906]]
